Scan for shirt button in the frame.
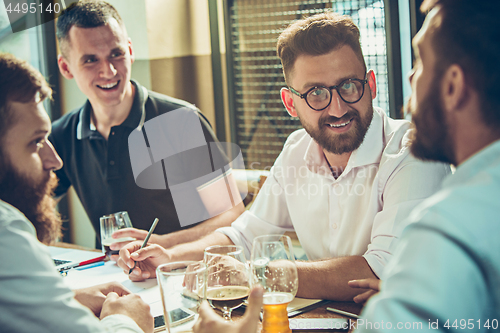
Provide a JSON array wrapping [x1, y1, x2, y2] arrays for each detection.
[[111, 131, 115, 136], [332, 223, 338, 229], [109, 160, 115, 166]]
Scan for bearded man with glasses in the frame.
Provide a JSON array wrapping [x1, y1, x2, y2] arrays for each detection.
[[117, 11, 450, 302]]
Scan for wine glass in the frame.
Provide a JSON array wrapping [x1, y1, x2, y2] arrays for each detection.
[[250, 235, 299, 333], [203, 245, 250, 321], [99, 211, 135, 258]]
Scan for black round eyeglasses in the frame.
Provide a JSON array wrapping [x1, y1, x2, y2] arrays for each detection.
[[288, 76, 368, 111]]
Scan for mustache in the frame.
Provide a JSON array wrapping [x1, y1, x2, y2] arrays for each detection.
[[319, 109, 360, 126]]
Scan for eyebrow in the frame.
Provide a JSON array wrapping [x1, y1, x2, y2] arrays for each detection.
[[29, 129, 50, 139], [110, 47, 125, 54], [302, 74, 363, 90], [79, 47, 126, 63]]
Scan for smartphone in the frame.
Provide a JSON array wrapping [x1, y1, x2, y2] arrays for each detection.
[[154, 308, 196, 332], [290, 318, 349, 332], [153, 315, 165, 332]]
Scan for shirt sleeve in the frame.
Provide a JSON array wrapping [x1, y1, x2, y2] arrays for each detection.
[[217, 156, 295, 259], [100, 315, 144, 332], [363, 157, 451, 277], [358, 223, 489, 332], [0, 212, 143, 333]]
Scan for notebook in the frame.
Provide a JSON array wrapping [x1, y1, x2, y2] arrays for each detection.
[[49, 246, 105, 272], [287, 298, 330, 317]]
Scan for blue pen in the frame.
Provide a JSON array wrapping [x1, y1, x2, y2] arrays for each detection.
[[76, 261, 105, 271]]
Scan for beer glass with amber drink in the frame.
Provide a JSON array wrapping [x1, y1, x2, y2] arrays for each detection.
[[204, 245, 250, 321], [251, 235, 298, 333]]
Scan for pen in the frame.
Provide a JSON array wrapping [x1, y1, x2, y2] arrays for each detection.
[[78, 255, 106, 267], [288, 300, 331, 318], [129, 218, 159, 274], [76, 261, 105, 270], [326, 307, 359, 319]]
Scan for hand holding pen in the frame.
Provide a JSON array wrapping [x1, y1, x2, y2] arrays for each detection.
[[117, 218, 172, 281], [128, 218, 159, 274]]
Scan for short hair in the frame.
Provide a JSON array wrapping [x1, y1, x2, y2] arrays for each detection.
[[56, 0, 124, 57], [0, 53, 52, 146], [277, 12, 366, 85], [421, 0, 500, 129]]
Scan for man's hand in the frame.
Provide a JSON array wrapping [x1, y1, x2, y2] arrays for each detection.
[[348, 278, 381, 304], [193, 285, 263, 333], [109, 228, 161, 262], [117, 241, 170, 281], [73, 281, 131, 316], [100, 292, 154, 333]]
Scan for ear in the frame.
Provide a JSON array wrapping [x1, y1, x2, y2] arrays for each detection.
[[281, 87, 297, 117], [58, 55, 74, 80], [128, 38, 135, 64], [441, 64, 466, 113], [367, 69, 377, 100]]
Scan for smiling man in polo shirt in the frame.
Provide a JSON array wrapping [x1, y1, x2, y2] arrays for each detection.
[[50, 0, 244, 252]]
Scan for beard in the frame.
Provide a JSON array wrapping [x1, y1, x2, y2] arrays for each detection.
[[0, 161, 62, 245], [408, 75, 455, 165], [300, 105, 374, 155]]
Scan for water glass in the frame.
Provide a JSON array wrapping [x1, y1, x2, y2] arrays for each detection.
[[99, 211, 135, 257], [157, 261, 207, 332]]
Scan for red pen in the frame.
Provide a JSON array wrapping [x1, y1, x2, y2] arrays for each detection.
[[77, 255, 106, 267]]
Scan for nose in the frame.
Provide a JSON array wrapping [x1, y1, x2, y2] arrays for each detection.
[[325, 90, 349, 118], [100, 60, 117, 78], [40, 140, 63, 171]]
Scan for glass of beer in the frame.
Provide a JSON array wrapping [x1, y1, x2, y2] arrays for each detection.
[[251, 235, 298, 333], [204, 245, 250, 321], [100, 211, 136, 258]]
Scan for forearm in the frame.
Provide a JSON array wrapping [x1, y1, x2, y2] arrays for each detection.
[[167, 231, 235, 262], [157, 203, 244, 249], [296, 256, 377, 301]]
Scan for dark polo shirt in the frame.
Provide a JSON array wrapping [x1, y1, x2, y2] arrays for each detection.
[[50, 80, 220, 247]]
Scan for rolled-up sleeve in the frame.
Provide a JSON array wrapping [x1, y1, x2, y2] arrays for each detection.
[[217, 159, 295, 259]]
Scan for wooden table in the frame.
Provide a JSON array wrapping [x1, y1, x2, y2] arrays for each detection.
[[231, 301, 363, 333]]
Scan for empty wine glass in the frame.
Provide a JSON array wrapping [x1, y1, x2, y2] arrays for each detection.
[[204, 245, 250, 321], [251, 235, 298, 333]]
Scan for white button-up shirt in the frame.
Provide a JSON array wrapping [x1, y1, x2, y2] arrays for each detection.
[[218, 107, 450, 277]]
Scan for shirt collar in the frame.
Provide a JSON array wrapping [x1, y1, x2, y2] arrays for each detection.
[[304, 138, 332, 178], [346, 107, 384, 169], [303, 107, 385, 177], [444, 139, 500, 188], [77, 79, 147, 140]]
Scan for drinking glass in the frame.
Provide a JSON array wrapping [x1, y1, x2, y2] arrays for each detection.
[[251, 235, 299, 333], [99, 211, 135, 258], [157, 261, 207, 333], [204, 245, 250, 321]]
